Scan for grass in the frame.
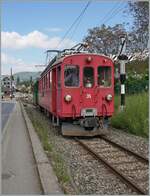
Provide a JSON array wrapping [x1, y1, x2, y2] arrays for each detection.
[[25, 106, 71, 189], [111, 93, 149, 138]]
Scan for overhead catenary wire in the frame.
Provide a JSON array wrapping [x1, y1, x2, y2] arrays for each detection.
[[56, 0, 91, 49], [88, 1, 127, 57], [66, 1, 126, 47], [68, 12, 84, 42], [35, 1, 127, 70], [96, 1, 124, 26], [102, 3, 127, 25], [41, 1, 128, 68]]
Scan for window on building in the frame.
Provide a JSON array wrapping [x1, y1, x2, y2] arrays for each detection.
[[64, 65, 79, 87], [83, 67, 94, 88], [98, 66, 111, 87]]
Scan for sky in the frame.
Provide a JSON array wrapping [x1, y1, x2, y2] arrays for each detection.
[[1, 0, 134, 75]]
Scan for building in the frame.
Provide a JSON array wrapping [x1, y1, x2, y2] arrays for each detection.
[[1, 75, 16, 96]]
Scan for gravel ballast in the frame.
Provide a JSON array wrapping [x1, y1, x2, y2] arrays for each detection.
[[26, 104, 149, 195]]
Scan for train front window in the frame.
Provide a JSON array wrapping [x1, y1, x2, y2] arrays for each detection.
[[98, 66, 111, 87], [64, 65, 79, 87], [83, 67, 94, 88]]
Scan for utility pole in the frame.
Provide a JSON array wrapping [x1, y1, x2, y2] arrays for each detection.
[[10, 67, 13, 99], [118, 36, 128, 111]]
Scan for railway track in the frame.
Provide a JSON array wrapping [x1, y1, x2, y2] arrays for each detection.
[[75, 136, 149, 195]]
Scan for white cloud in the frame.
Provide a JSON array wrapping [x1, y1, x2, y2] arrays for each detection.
[[44, 27, 62, 32], [1, 52, 42, 74], [1, 31, 75, 50], [2, 52, 24, 66]]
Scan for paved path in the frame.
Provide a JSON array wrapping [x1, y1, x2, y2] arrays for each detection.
[[2, 102, 42, 194], [1, 101, 15, 131]]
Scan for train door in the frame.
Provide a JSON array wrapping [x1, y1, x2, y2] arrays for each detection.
[[56, 65, 61, 114], [52, 68, 56, 113], [82, 66, 96, 108]]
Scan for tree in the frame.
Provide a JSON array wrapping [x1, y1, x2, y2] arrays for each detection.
[[20, 84, 27, 93], [128, 1, 149, 52], [83, 24, 126, 56], [17, 76, 20, 85], [30, 76, 33, 84]]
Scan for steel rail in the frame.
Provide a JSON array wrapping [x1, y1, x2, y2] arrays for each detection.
[[75, 138, 147, 195], [99, 135, 149, 163]]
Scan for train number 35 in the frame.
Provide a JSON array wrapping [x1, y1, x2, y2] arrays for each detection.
[[86, 94, 92, 99]]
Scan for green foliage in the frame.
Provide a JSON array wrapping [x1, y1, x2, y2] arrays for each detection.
[[26, 107, 70, 185], [125, 71, 148, 94], [126, 58, 149, 73], [19, 80, 31, 87], [13, 71, 41, 82], [16, 76, 20, 85], [115, 59, 149, 95], [30, 76, 33, 84], [52, 153, 70, 183], [31, 115, 52, 152], [111, 93, 149, 138]]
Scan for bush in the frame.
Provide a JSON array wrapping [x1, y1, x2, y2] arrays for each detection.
[[111, 93, 148, 137]]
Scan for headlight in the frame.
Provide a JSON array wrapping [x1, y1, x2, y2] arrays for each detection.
[[106, 94, 112, 101], [64, 94, 72, 102]]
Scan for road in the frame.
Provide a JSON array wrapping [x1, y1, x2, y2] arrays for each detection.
[[2, 101, 15, 131], [2, 101, 42, 194]]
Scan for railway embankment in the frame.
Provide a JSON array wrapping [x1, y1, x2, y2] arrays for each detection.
[[24, 102, 149, 195], [20, 102, 63, 195]]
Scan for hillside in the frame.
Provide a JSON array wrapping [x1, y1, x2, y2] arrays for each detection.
[[13, 71, 41, 82]]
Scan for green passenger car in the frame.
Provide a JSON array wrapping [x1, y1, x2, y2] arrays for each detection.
[[33, 80, 39, 105]]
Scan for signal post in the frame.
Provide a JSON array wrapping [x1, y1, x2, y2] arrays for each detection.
[[118, 36, 128, 111]]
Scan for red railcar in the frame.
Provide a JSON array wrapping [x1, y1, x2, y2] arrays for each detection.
[[38, 50, 114, 136]]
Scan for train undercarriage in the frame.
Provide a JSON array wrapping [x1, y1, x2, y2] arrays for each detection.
[[61, 116, 110, 136], [40, 106, 110, 137], [61, 123, 109, 136]]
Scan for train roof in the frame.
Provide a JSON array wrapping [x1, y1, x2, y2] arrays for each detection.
[[40, 52, 113, 77]]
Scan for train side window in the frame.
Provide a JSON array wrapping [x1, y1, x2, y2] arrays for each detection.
[[42, 77, 44, 96], [46, 73, 49, 88], [45, 75, 47, 89], [98, 66, 111, 87], [64, 65, 79, 87], [50, 71, 52, 89], [44, 76, 46, 89], [49, 72, 50, 88], [43, 77, 44, 89], [45, 75, 46, 89], [83, 67, 94, 88], [57, 66, 61, 88]]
